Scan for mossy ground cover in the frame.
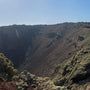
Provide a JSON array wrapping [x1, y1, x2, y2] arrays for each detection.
[[0, 53, 17, 81], [52, 48, 90, 89]]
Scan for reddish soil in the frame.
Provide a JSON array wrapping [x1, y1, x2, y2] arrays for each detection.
[[0, 81, 17, 90]]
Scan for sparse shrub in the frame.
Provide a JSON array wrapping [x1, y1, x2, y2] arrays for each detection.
[[78, 36, 84, 41], [16, 79, 28, 90], [54, 77, 67, 86], [48, 32, 57, 38], [16, 70, 36, 90], [0, 53, 18, 81]]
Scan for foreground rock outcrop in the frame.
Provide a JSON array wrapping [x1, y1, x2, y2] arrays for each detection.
[[53, 48, 90, 89]]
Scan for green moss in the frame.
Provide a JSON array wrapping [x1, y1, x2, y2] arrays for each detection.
[[0, 53, 18, 81], [53, 47, 90, 88]]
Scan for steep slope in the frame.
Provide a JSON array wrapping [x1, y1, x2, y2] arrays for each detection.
[[0, 25, 41, 67], [51, 31, 90, 89], [52, 47, 90, 89], [0, 53, 89, 90], [20, 22, 90, 76], [0, 22, 90, 77]]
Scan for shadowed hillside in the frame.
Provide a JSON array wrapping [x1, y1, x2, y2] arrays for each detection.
[[0, 22, 90, 76], [0, 25, 41, 67]]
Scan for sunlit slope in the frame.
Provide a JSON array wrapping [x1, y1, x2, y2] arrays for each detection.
[[20, 23, 90, 76]]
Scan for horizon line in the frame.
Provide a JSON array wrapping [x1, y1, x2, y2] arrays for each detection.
[[0, 21, 90, 27]]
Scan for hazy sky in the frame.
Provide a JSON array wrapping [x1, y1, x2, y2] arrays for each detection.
[[0, 0, 90, 25]]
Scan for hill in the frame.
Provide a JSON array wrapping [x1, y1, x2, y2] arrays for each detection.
[[0, 22, 90, 89], [0, 22, 90, 76]]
